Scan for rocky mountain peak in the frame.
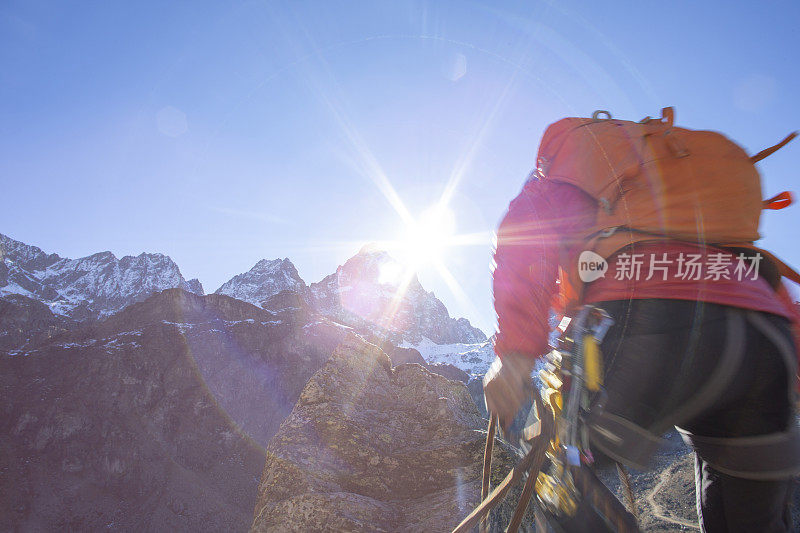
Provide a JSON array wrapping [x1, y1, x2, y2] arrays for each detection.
[[308, 246, 485, 346], [252, 257, 293, 271], [0, 233, 62, 271], [0, 233, 203, 320], [184, 278, 204, 295], [215, 257, 306, 307], [339, 246, 423, 290], [88, 250, 117, 261]]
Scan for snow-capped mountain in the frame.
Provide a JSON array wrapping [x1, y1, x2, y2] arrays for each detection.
[[214, 258, 305, 308], [1, 233, 494, 377], [0, 233, 203, 320], [400, 338, 495, 379], [211, 246, 491, 375], [308, 246, 486, 346]]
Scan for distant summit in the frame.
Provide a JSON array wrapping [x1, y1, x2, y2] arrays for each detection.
[[214, 258, 305, 307], [308, 246, 487, 345], [0, 233, 203, 320], [214, 245, 485, 346]]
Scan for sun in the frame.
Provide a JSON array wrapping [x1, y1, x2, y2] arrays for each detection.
[[396, 205, 456, 269], [376, 204, 457, 288]]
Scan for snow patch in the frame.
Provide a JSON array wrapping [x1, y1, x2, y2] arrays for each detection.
[[57, 340, 97, 349], [401, 337, 494, 378]]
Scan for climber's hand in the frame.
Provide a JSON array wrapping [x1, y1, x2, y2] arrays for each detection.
[[483, 354, 536, 432]]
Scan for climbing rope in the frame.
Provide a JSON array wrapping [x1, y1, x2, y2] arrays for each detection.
[[453, 306, 641, 533]]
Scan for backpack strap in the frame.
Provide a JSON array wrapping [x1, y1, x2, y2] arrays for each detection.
[[660, 106, 675, 129], [772, 253, 800, 286], [751, 132, 797, 163], [723, 243, 800, 286], [764, 191, 793, 210]]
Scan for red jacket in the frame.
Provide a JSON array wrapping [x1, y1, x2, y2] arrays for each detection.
[[492, 178, 796, 361]]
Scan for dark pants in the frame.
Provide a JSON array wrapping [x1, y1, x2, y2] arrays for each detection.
[[594, 299, 798, 532], [695, 454, 793, 532]]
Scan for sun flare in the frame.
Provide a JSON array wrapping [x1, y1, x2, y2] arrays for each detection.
[[396, 205, 456, 268]]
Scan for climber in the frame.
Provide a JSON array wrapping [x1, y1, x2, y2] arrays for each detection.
[[484, 108, 800, 532]]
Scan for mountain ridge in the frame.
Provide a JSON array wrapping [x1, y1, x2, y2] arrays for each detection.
[[1, 233, 490, 374], [209, 246, 487, 346], [305, 247, 486, 345], [0, 233, 204, 321]]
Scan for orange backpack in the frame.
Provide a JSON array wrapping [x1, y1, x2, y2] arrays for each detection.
[[537, 107, 799, 310]]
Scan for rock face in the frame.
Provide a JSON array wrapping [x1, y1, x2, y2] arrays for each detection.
[[0, 294, 76, 352], [382, 343, 428, 366], [0, 288, 350, 532], [308, 247, 486, 346], [215, 259, 306, 308], [382, 343, 471, 383], [0, 233, 204, 321], [251, 335, 528, 532], [261, 289, 309, 315]]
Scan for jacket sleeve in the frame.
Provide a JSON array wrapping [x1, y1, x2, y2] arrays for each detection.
[[492, 178, 595, 361]]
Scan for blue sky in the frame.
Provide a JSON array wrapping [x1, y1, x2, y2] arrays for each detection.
[[2, 1, 799, 334]]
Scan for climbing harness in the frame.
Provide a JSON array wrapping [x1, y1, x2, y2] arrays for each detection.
[[453, 307, 641, 533]]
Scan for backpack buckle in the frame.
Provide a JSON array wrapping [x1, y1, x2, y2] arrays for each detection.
[[592, 110, 612, 121], [599, 226, 618, 238]]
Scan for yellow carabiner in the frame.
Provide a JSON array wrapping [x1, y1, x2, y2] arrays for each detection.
[[584, 335, 603, 392]]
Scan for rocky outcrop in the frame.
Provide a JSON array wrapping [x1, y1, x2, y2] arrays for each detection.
[[0, 233, 204, 321], [261, 288, 310, 316], [184, 278, 204, 295], [426, 362, 470, 383], [251, 335, 529, 532], [382, 343, 470, 383], [382, 343, 427, 366], [0, 294, 75, 352], [0, 288, 350, 532], [468, 377, 489, 419], [0, 233, 62, 272]]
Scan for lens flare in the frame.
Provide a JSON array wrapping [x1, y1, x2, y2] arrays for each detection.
[[378, 260, 405, 285], [398, 205, 457, 268]]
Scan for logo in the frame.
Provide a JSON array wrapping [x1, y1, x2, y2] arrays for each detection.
[[576, 250, 762, 283], [578, 251, 608, 282]]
